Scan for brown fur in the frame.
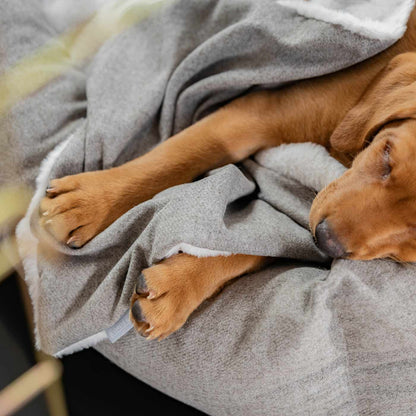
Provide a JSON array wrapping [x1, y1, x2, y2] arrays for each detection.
[[40, 8, 416, 339]]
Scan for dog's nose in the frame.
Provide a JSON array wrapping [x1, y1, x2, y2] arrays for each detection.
[[314, 219, 346, 258]]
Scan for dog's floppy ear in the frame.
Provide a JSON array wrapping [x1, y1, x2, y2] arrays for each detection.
[[330, 53, 416, 154]]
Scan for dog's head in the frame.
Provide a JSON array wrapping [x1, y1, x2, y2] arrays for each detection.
[[310, 53, 416, 261]]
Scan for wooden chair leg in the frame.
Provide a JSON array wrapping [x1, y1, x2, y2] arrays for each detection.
[[0, 359, 63, 416], [16, 272, 69, 416]]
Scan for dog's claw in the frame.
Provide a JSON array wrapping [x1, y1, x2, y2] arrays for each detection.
[[67, 236, 81, 249], [134, 274, 149, 297], [147, 290, 157, 299], [134, 321, 150, 337], [134, 286, 149, 298], [145, 326, 154, 333]]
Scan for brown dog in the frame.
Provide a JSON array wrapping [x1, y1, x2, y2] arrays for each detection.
[[40, 9, 416, 339]]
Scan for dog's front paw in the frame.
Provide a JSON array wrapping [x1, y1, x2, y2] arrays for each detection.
[[130, 253, 218, 340], [39, 171, 125, 248]]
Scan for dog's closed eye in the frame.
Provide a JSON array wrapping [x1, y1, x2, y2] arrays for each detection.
[[381, 140, 393, 180]]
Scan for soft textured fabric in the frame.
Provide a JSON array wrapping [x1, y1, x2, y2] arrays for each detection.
[[3, 0, 416, 414]]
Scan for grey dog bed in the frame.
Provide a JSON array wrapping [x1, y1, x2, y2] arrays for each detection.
[[3, 0, 416, 414]]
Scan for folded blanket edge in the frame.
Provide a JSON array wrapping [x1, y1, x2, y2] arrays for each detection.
[[276, 0, 415, 41]]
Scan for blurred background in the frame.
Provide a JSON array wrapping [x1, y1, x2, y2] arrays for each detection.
[[0, 1, 204, 414]]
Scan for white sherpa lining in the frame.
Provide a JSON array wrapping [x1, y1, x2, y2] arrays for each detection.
[[54, 330, 108, 357], [255, 143, 346, 192], [276, 0, 415, 41], [164, 243, 232, 259], [15, 136, 117, 356], [16, 137, 71, 350]]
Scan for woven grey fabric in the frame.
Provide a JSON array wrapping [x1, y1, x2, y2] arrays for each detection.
[[4, 0, 416, 414]]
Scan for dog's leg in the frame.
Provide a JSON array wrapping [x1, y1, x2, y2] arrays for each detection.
[[39, 90, 283, 247], [130, 252, 269, 340], [40, 62, 380, 247]]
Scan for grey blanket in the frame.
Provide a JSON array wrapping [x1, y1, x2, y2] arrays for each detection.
[[4, 0, 416, 414]]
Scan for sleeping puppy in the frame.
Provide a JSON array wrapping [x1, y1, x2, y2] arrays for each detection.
[[40, 10, 416, 339]]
